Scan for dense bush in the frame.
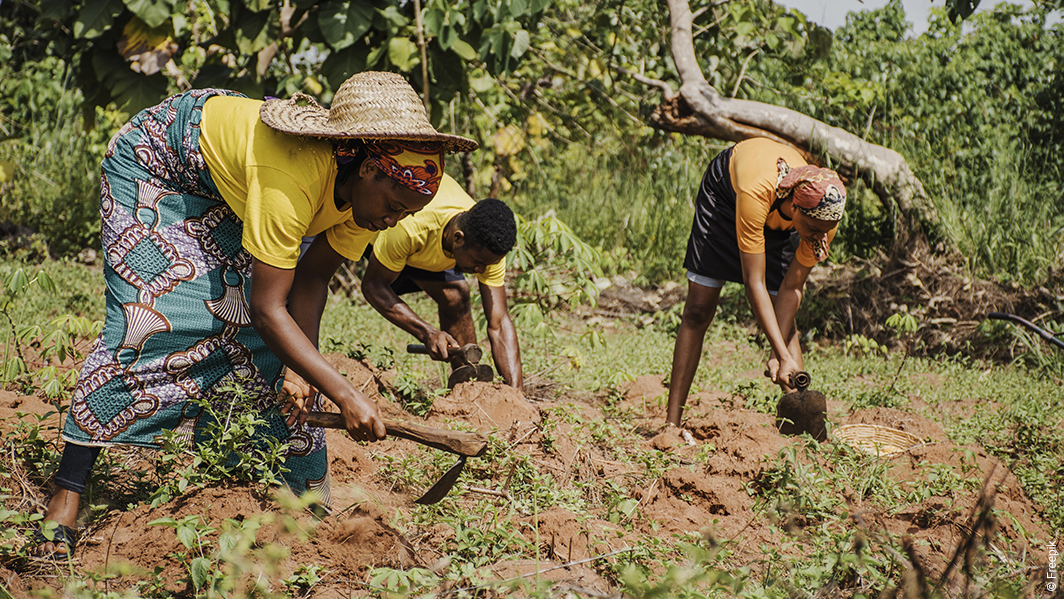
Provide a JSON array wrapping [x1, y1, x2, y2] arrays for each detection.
[[0, 57, 118, 257]]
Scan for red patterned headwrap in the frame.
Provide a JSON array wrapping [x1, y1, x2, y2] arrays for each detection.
[[777, 164, 847, 221], [363, 140, 444, 196], [335, 140, 445, 196]]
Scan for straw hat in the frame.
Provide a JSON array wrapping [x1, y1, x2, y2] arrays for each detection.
[[260, 71, 477, 153]]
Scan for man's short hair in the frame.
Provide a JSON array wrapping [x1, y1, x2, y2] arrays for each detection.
[[460, 199, 517, 256]]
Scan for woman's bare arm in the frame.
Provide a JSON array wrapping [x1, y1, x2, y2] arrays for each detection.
[[250, 239, 385, 441]]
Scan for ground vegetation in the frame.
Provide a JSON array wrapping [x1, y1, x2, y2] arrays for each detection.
[[0, 258, 1061, 597]]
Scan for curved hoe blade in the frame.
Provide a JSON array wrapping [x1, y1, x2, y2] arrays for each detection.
[[446, 364, 494, 388], [415, 456, 466, 505]]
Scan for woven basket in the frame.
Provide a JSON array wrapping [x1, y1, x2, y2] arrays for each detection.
[[833, 424, 922, 456]]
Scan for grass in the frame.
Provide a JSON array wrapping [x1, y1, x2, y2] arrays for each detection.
[[503, 138, 718, 286], [1, 248, 1062, 597], [922, 131, 1064, 286]]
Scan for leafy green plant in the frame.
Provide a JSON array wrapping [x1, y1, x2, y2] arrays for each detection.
[[148, 514, 223, 593], [0, 266, 102, 397], [842, 334, 888, 358], [885, 307, 921, 395], [509, 212, 604, 316], [753, 445, 841, 525], [0, 266, 56, 382], [442, 518, 535, 568], [0, 57, 116, 257], [149, 506, 315, 598], [616, 541, 736, 599], [391, 371, 445, 417], [368, 566, 439, 595], [282, 564, 328, 596], [150, 380, 291, 507], [0, 492, 44, 562], [730, 380, 778, 415]]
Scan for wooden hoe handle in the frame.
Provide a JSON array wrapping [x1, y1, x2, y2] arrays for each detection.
[[304, 412, 488, 457]]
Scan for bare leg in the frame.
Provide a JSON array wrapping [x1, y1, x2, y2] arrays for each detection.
[[417, 279, 475, 368], [666, 281, 723, 426]]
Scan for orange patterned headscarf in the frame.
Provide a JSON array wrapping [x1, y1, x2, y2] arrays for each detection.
[[363, 140, 444, 196]]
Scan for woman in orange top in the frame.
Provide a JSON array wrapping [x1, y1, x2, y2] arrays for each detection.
[[667, 138, 846, 428]]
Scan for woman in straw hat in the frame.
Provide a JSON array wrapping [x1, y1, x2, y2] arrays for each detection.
[[666, 138, 846, 429], [33, 72, 476, 557]]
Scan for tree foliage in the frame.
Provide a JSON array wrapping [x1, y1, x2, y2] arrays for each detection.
[[1, 0, 549, 124]]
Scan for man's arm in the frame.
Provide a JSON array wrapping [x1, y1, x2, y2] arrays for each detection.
[[361, 254, 458, 360], [480, 282, 522, 388], [250, 244, 385, 441]]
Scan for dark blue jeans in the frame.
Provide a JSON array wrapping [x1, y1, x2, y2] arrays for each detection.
[[55, 443, 102, 494]]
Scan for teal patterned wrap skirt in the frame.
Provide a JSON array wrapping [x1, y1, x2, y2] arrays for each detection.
[[62, 89, 330, 501]]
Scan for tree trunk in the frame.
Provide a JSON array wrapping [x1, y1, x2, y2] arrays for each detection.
[[654, 0, 941, 247]]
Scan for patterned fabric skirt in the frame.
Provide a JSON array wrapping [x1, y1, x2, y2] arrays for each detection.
[[62, 89, 330, 501]]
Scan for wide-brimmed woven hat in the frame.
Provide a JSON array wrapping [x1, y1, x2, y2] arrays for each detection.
[[260, 71, 477, 153]]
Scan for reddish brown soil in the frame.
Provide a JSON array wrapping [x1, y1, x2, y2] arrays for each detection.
[[0, 355, 1056, 596]]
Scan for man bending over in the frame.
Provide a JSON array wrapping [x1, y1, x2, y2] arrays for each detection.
[[362, 175, 522, 388]]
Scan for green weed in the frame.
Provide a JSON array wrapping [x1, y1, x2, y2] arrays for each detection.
[[150, 380, 292, 507]]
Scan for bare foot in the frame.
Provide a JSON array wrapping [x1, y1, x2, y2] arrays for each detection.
[[35, 488, 80, 557]]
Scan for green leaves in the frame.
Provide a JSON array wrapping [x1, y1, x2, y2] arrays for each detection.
[[450, 39, 477, 61], [91, 48, 168, 114], [510, 213, 604, 311], [510, 0, 529, 18], [319, 0, 374, 50], [73, 0, 125, 38], [232, 7, 276, 54], [190, 557, 212, 589], [321, 45, 370, 89], [511, 28, 530, 58], [122, 0, 175, 29], [388, 36, 419, 71]]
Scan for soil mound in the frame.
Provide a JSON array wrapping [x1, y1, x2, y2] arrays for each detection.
[[1, 353, 1055, 595], [429, 382, 540, 431]]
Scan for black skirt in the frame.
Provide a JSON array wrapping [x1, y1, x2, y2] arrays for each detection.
[[683, 146, 799, 293]]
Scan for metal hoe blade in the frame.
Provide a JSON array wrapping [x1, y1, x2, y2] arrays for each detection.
[[415, 455, 467, 505], [446, 364, 494, 388]]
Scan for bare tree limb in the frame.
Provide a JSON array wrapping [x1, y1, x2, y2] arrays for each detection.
[[612, 64, 676, 100], [730, 48, 759, 98], [413, 0, 430, 111]]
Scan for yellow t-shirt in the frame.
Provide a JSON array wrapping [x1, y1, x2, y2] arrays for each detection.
[[199, 96, 373, 268], [730, 137, 837, 268], [371, 176, 507, 287]]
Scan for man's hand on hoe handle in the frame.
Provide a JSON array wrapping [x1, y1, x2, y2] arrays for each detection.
[[424, 328, 460, 361]]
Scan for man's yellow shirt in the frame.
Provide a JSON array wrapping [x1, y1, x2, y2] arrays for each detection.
[[371, 176, 506, 287]]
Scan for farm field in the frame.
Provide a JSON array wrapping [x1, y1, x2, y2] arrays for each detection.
[[0, 259, 1061, 597], [2, 0, 1063, 594]]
